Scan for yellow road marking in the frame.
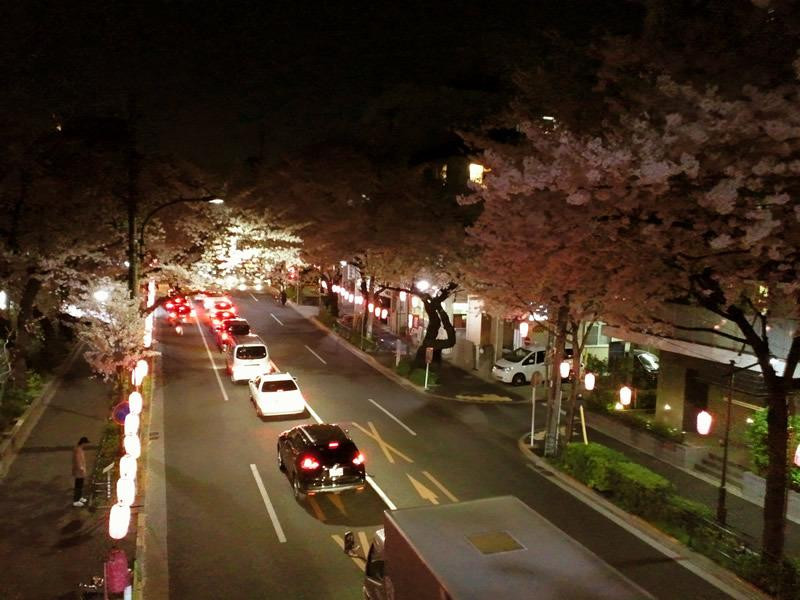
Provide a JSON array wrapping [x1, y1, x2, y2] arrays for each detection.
[[308, 496, 327, 521], [422, 471, 459, 503], [331, 534, 365, 571], [351, 421, 413, 464], [326, 493, 347, 516], [407, 473, 439, 504]]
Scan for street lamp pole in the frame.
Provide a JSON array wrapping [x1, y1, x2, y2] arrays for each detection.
[[136, 196, 224, 288]]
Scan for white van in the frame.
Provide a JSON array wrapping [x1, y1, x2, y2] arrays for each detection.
[[226, 334, 270, 383], [491, 346, 573, 385]]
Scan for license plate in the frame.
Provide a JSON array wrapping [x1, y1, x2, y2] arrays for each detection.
[[330, 467, 343, 478]]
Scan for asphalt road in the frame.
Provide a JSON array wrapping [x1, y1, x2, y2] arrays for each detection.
[[160, 292, 735, 599]]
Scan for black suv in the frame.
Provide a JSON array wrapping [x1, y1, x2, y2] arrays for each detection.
[[277, 424, 366, 500], [216, 318, 250, 350]]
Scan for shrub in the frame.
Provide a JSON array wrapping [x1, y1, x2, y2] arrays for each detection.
[[317, 309, 336, 328], [560, 442, 626, 492], [584, 354, 608, 377], [395, 358, 413, 376], [745, 408, 800, 490], [408, 367, 438, 388], [608, 461, 674, 519]]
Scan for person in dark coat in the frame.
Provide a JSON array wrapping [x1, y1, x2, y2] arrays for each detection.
[[72, 436, 89, 507]]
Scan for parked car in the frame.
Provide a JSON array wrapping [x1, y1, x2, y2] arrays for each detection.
[[216, 318, 250, 350], [277, 423, 366, 500], [492, 346, 574, 385], [249, 372, 306, 417]]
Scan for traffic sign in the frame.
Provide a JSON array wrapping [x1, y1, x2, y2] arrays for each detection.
[[112, 401, 130, 426]]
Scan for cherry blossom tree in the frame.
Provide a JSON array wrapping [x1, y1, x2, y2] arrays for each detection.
[[468, 71, 800, 559]]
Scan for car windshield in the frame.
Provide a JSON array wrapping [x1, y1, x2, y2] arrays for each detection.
[[261, 379, 297, 393], [236, 345, 267, 359], [229, 323, 250, 335], [503, 348, 531, 362], [637, 352, 659, 372]]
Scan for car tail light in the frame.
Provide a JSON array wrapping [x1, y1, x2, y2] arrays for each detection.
[[190, 309, 196, 317], [221, 332, 229, 340], [231, 306, 238, 314], [300, 455, 320, 470], [328, 441, 339, 449], [352, 452, 365, 466], [166, 302, 173, 309]]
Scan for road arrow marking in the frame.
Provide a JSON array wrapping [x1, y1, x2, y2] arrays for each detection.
[[351, 421, 413, 464], [422, 471, 458, 503], [326, 492, 348, 516], [407, 473, 439, 505]]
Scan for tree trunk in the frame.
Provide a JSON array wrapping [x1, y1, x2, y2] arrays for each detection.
[[762, 385, 789, 561], [544, 304, 569, 457], [413, 285, 458, 367], [563, 336, 582, 448], [10, 275, 42, 388]]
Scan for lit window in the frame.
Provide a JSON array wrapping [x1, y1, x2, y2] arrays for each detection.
[[468, 163, 485, 184]]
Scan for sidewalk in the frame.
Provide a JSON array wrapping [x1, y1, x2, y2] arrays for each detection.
[[0, 351, 134, 600]]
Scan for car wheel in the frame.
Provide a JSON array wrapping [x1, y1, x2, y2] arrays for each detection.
[[512, 373, 526, 386], [277, 447, 285, 471], [292, 475, 306, 501]]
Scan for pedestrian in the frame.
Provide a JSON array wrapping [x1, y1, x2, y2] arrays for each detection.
[[279, 289, 287, 306], [72, 436, 90, 507]]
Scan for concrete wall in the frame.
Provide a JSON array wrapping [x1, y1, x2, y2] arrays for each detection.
[[655, 353, 686, 430]]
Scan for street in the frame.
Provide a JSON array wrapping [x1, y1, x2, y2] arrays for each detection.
[[159, 293, 734, 599]]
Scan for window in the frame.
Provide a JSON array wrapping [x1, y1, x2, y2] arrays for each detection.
[[535, 350, 545, 363], [584, 323, 610, 346], [237, 345, 267, 359], [261, 379, 298, 393]]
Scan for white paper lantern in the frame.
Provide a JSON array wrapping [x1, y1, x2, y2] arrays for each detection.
[[408, 314, 414, 329], [584, 372, 596, 391], [119, 454, 137, 480], [117, 476, 136, 506], [136, 359, 149, 379], [368, 303, 374, 312], [381, 308, 388, 319], [123, 434, 141, 459], [124, 414, 140, 436], [519, 322, 529, 338], [109, 502, 131, 540], [128, 392, 143, 416], [696, 410, 713, 436], [374, 306, 381, 317], [559, 360, 571, 379], [619, 386, 632, 407]]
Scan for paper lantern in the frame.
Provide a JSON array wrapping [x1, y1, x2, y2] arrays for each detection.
[[128, 392, 143, 416], [408, 314, 414, 329], [374, 306, 381, 317], [348, 293, 354, 303], [381, 308, 388, 319], [109, 502, 131, 540], [116, 477, 136, 506], [584, 372, 596, 391], [697, 410, 713, 435], [559, 360, 571, 379], [124, 414, 140, 436], [399, 291, 407, 302], [368, 303, 374, 312], [619, 386, 632, 407], [119, 454, 137, 480], [123, 434, 141, 459], [519, 322, 529, 338], [135, 359, 149, 379]]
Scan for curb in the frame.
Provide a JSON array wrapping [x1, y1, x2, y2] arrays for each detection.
[[299, 309, 517, 404], [516, 436, 772, 600], [0, 342, 84, 480]]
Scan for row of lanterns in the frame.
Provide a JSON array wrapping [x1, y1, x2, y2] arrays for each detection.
[[329, 284, 389, 319], [109, 358, 149, 541]]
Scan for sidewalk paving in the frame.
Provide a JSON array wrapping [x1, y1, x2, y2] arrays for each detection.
[[0, 352, 134, 600]]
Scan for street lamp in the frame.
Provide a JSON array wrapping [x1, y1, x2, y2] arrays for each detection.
[[129, 195, 224, 297]]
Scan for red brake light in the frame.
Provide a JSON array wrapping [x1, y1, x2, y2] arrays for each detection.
[[328, 441, 339, 449], [352, 452, 365, 466], [221, 332, 229, 340], [300, 455, 320, 470]]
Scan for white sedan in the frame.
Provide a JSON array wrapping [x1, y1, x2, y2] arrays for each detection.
[[248, 373, 307, 417]]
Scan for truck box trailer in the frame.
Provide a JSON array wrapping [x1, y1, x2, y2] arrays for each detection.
[[351, 496, 652, 600]]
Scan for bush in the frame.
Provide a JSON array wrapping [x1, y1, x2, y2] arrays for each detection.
[[395, 358, 413, 376], [560, 442, 626, 492], [608, 461, 674, 519], [317, 309, 336, 328], [745, 408, 800, 491]]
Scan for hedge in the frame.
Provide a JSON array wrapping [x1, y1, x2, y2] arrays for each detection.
[[560, 442, 626, 492]]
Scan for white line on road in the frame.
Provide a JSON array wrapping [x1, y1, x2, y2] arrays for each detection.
[[250, 464, 287, 543], [305, 401, 324, 424], [367, 398, 416, 436], [249, 293, 259, 302], [366, 475, 397, 510], [195, 320, 229, 402], [305, 345, 327, 364], [270, 313, 284, 325]]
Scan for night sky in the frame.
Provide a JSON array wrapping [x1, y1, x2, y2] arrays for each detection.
[[3, 2, 639, 174]]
